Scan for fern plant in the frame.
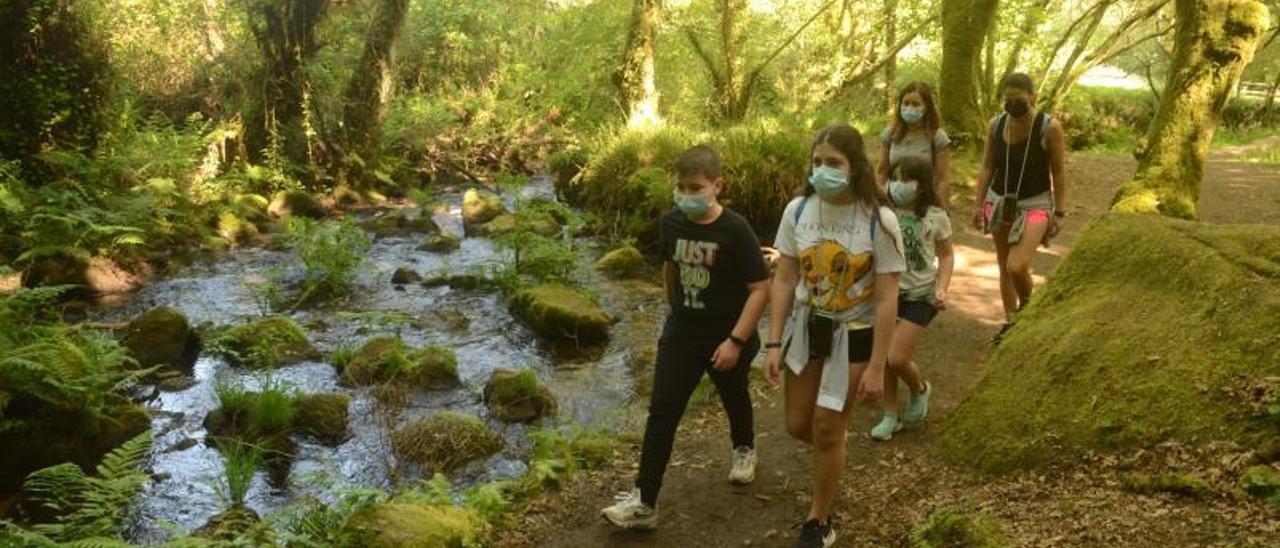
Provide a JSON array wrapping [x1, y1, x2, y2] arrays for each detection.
[[275, 217, 372, 309], [21, 432, 152, 542]]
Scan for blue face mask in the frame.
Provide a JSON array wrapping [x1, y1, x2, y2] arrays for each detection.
[[673, 190, 712, 219], [809, 166, 849, 197], [888, 179, 919, 207], [901, 105, 925, 124]]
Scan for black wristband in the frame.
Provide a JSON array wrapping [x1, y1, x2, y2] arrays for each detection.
[[764, 341, 782, 349], [728, 334, 748, 347]]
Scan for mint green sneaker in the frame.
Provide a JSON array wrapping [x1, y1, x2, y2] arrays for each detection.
[[903, 381, 931, 423], [870, 412, 903, 441]]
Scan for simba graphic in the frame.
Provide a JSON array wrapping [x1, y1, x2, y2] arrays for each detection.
[[799, 240, 873, 312], [673, 239, 718, 309]]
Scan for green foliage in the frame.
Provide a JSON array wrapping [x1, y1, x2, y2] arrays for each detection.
[[1056, 86, 1157, 151], [270, 488, 388, 547], [937, 215, 1280, 473], [910, 507, 1009, 548], [216, 440, 264, 507], [21, 432, 153, 542], [277, 217, 372, 309]]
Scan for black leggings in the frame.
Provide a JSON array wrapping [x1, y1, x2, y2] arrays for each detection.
[[636, 321, 758, 506]]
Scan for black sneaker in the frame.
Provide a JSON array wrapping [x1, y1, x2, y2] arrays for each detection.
[[990, 321, 1014, 345], [791, 519, 836, 548]]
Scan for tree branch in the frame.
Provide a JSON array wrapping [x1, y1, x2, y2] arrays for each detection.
[[828, 19, 924, 98]]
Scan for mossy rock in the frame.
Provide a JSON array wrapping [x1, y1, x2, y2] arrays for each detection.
[[341, 337, 459, 389], [510, 284, 613, 345], [194, 504, 269, 542], [595, 246, 647, 279], [340, 502, 482, 548], [121, 306, 201, 373], [936, 214, 1280, 473], [216, 210, 262, 245], [211, 316, 317, 369], [361, 209, 440, 238], [483, 368, 557, 423], [391, 412, 502, 472], [1240, 465, 1280, 502], [0, 402, 150, 493], [467, 212, 517, 237], [293, 393, 350, 445], [1122, 473, 1211, 498], [391, 267, 422, 285], [571, 435, 618, 467], [910, 507, 1009, 548], [462, 188, 508, 228], [418, 232, 461, 253], [268, 190, 328, 219], [421, 273, 499, 291]]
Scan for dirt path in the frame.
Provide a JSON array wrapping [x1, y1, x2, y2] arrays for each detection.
[[498, 152, 1280, 547]]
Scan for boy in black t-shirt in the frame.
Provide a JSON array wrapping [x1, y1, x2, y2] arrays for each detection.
[[602, 145, 771, 530]]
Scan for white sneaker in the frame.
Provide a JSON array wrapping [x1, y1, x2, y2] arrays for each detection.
[[601, 488, 657, 530], [729, 445, 757, 485]]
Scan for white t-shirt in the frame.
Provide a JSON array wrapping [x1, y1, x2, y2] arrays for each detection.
[[895, 205, 952, 301], [775, 196, 906, 326]]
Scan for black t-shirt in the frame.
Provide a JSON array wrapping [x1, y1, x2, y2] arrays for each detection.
[[659, 207, 769, 336]]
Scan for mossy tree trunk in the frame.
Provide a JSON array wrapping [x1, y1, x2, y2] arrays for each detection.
[[617, 0, 663, 127], [939, 0, 1000, 147], [243, 0, 329, 168], [341, 0, 410, 169], [883, 0, 899, 114], [1112, 0, 1271, 219]]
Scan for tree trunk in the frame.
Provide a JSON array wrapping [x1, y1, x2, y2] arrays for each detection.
[[618, 0, 663, 127], [717, 0, 747, 121], [1265, 61, 1280, 113], [883, 0, 899, 114], [996, 0, 1055, 108], [243, 0, 329, 168], [1111, 0, 1270, 219], [939, 0, 1000, 147], [341, 0, 410, 166]]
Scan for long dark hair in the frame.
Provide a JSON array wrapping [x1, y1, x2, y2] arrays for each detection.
[[803, 124, 897, 242], [892, 155, 943, 218], [890, 82, 941, 142]]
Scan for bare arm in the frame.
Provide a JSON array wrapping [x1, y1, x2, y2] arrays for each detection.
[[1048, 118, 1068, 212], [857, 272, 900, 400], [764, 254, 799, 386], [877, 144, 891, 190], [730, 280, 770, 343], [934, 238, 955, 309], [934, 146, 953, 208], [971, 119, 998, 228]]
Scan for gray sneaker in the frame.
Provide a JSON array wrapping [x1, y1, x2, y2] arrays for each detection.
[[728, 445, 757, 485], [601, 488, 657, 530]]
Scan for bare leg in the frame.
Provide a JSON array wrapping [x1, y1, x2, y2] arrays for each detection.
[[1006, 220, 1050, 310], [992, 227, 1018, 320], [879, 367, 900, 414], [783, 359, 823, 444], [887, 321, 926, 394], [806, 362, 866, 523]]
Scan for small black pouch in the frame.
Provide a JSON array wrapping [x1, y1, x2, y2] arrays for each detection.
[[1001, 193, 1019, 222], [807, 313, 834, 360]]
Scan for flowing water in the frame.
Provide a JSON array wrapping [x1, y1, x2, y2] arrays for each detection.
[[87, 179, 664, 542]]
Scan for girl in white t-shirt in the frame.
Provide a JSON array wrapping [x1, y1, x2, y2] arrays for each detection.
[[871, 156, 955, 441], [764, 123, 905, 548]]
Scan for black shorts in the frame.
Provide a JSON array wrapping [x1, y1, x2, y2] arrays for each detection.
[[898, 298, 939, 327], [847, 327, 873, 363]]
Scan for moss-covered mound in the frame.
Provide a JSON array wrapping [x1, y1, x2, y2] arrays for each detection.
[[595, 246, 647, 279], [483, 368, 558, 423], [210, 316, 317, 369], [121, 306, 201, 373], [937, 214, 1280, 473], [361, 209, 440, 238], [510, 284, 613, 345], [910, 507, 1009, 548], [268, 190, 327, 219], [339, 336, 459, 389], [391, 412, 502, 473], [194, 504, 269, 542], [340, 502, 483, 548], [391, 267, 422, 285], [293, 393, 350, 445], [557, 125, 807, 250], [1239, 465, 1280, 503]]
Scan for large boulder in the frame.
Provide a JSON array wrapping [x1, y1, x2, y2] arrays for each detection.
[[340, 336, 458, 389], [340, 503, 482, 548], [466, 212, 517, 238], [361, 209, 440, 238], [268, 190, 327, 219], [121, 306, 201, 373], [391, 412, 502, 473], [210, 316, 317, 369], [461, 189, 507, 230], [595, 246, 647, 279], [510, 284, 613, 345], [483, 368, 557, 423], [293, 393, 350, 445]]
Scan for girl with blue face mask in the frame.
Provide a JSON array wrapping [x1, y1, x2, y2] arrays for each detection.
[[878, 82, 953, 208], [764, 124, 906, 548]]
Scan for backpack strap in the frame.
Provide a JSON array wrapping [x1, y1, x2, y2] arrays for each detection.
[[793, 195, 810, 223]]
